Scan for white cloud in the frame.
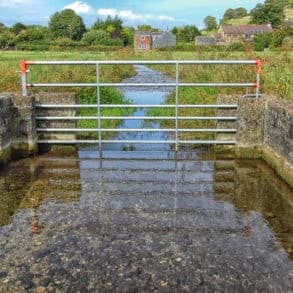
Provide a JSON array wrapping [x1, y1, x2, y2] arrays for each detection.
[[119, 10, 142, 20], [0, 0, 30, 8], [97, 8, 118, 18], [97, 8, 175, 23], [158, 15, 175, 21], [63, 1, 92, 14]]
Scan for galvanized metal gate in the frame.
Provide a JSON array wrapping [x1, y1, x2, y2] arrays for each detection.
[[20, 60, 261, 151]]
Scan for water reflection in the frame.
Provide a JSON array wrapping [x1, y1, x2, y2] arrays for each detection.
[[214, 159, 293, 258], [0, 154, 81, 225], [0, 152, 292, 291]]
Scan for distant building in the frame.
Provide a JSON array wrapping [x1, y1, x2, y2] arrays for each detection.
[[134, 31, 176, 52], [217, 24, 273, 43], [195, 36, 216, 45]]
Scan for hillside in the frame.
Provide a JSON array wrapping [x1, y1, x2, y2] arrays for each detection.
[[224, 16, 251, 25]]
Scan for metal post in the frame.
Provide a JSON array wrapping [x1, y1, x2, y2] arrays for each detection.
[[20, 60, 28, 96], [96, 63, 102, 157], [255, 59, 261, 98], [175, 62, 179, 152]]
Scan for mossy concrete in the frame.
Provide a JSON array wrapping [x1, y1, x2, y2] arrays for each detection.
[[216, 95, 293, 187], [0, 93, 38, 166], [0, 92, 77, 166]]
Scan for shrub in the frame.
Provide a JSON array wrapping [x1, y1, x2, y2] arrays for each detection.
[[228, 42, 245, 51], [253, 32, 272, 51]]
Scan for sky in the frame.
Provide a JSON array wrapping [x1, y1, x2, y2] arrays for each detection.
[[0, 0, 265, 29]]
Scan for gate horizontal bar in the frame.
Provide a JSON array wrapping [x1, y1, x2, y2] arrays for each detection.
[[36, 104, 238, 109], [36, 116, 238, 120], [28, 82, 255, 88], [26, 60, 257, 65], [37, 139, 236, 144], [36, 128, 237, 133]]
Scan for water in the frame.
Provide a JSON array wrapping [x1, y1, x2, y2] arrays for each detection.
[[0, 66, 292, 292], [103, 65, 176, 151]]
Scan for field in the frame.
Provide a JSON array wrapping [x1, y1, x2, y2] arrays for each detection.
[[0, 50, 292, 100]]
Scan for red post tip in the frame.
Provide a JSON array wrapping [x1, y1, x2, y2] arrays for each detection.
[[256, 59, 262, 74], [20, 60, 27, 74]]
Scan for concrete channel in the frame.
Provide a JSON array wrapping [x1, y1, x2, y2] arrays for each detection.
[[0, 65, 292, 292]]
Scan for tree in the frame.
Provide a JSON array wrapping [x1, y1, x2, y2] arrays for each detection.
[[0, 23, 6, 33], [137, 24, 159, 32], [234, 8, 248, 18], [93, 16, 123, 39], [14, 25, 48, 42], [82, 29, 123, 46], [250, 0, 289, 28], [49, 9, 86, 40], [10, 22, 26, 35], [204, 16, 218, 31], [121, 26, 135, 46], [253, 32, 272, 51], [221, 7, 248, 23], [0, 31, 15, 49], [173, 25, 201, 43], [271, 29, 287, 47]]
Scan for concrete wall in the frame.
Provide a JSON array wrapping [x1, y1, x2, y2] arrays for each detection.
[[35, 92, 77, 149], [0, 93, 37, 165], [217, 95, 293, 187], [0, 92, 76, 166]]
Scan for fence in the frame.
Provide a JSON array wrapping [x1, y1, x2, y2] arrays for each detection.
[[20, 60, 261, 151]]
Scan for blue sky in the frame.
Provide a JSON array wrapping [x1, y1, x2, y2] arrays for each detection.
[[0, 0, 264, 28]]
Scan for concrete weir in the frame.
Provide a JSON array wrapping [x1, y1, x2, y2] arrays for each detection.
[[217, 95, 293, 187], [0, 92, 76, 165], [0, 93, 37, 165], [0, 92, 292, 186]]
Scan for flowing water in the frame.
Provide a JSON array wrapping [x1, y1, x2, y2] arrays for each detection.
[[0, 66, 292, 292]]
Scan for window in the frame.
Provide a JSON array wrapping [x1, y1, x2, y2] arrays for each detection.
[[140, 44, 147, 49], [141, 36, 145, 41]]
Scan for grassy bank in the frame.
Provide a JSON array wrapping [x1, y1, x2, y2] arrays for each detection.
[[1, 49, 291, 141], [0, 51, 137, 138], [1, 50, 292, 99]]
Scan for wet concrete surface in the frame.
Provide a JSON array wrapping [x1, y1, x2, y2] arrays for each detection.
[[0, 150, 292, 292]]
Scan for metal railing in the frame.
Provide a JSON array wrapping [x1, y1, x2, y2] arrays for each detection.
[[20, 60, 261, 150]]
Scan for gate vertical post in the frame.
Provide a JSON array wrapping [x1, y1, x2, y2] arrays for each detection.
[[20, 60, 28, 96], [255, 59, 261, 98], [175, 62, 179, 152], [96, 63, 102, 156]]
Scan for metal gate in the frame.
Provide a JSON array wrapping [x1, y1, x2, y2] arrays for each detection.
[[20, 60, 261, 151]]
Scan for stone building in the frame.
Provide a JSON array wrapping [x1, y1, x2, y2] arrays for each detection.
[[217, 24, 273, 43], [134, 31, 176, 51], [195, 36, 216, 45]]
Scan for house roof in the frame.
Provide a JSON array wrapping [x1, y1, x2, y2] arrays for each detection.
[[239, 24, 273, 34], [221, 24, 273, 35], [221, 25, 241, 35], [135, 31, 161, 36], [195, 36, 216, 44]]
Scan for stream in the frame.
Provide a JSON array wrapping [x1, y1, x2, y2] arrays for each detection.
[[0, 66, 292, 292]]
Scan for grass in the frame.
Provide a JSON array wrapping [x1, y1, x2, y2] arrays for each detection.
[[0, 49, 292, 99], [0, 49, 291, 142], [224, 16, 252, 25]]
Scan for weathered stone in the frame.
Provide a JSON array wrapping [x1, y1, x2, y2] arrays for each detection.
[[34, 92, 77, 153], [216, 95, 293, 187], [0, 93, 37, 165], [0, 92, 77, 165]]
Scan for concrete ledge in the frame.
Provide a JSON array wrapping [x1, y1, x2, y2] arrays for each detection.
[[0, 92, 78, 165], [217, 95, 293, 187], [0, 93, 38, 166], [262, 144, 293, 188]]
